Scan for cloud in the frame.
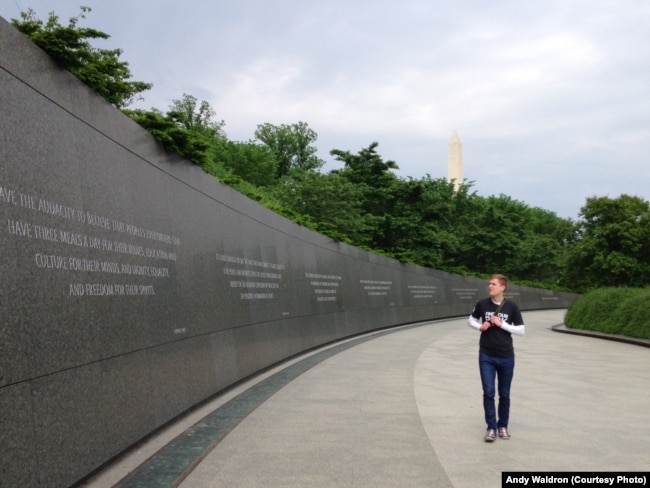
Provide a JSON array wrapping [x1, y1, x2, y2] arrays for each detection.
[[3, 0, 649, 219]]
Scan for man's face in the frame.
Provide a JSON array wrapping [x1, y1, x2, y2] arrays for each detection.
[[488, 279, 505, 297]]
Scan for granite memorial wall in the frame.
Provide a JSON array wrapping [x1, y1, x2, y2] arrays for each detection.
[[0, 17, 579, 487]]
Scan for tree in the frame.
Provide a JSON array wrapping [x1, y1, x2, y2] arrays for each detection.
[[371, 176, 461, 267], [254, 122, 324, 178], [330, 141, 399, 188], [331, 142, 399, 217], [124, 108, 213, 167], [272, 171, 372, 245], [564, 195, 650, 290], [167, 93, 226, 138], [212, 140, 278, 188], [124, 95, 227, 169], [12, 7, 152, 108], [327, 142, 400, 250]]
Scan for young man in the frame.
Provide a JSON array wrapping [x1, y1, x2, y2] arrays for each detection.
[[468, 274, 525, 442]]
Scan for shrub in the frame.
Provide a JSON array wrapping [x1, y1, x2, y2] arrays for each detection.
[[564, 288, 650, 340]]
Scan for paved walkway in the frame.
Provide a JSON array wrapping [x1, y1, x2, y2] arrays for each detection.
[[85, 310, 650, 488]]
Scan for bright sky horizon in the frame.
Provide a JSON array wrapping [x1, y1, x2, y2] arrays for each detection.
[[4, 0, 649, 220]]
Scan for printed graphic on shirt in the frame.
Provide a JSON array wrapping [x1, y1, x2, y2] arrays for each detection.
[[486, 311, 509, 322]]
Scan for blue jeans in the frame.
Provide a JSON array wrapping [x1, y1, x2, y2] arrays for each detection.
[[479, 352, 515, 430]]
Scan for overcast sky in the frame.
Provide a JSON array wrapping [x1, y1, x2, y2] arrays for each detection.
[[4, 0, 649, 219]]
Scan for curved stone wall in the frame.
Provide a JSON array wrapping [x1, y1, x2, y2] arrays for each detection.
[[0, 18, 578, 487]]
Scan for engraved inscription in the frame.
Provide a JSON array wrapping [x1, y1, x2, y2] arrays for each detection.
[[451, 288, 478, 300], [408, 284, 436, 299], [1, 183, 180, 298], [216, 253, 285, 300], [305, 272, 341, 302], [360, 279, 393, 296]]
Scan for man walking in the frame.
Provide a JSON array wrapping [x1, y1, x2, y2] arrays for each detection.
[[468, 274, 525, 442]]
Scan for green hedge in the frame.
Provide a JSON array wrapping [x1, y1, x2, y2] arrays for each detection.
[[564, 288, 650, 340]]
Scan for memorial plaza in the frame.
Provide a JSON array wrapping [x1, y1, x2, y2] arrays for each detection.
[[83, 309, 650, 488]]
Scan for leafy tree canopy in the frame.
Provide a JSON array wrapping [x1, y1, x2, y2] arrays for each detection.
[[123, 94, 227, 169], [330, 141, 399, 188], [12, 6, 152, 108], [255, 122, 324, 178], [565, 194, 650, 290], [167, 93, 226, 138]]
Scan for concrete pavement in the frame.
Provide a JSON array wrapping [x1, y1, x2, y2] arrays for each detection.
[[84, 309, 650, 487]]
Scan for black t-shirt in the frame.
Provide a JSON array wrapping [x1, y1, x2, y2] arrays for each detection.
[[470, 297, 524, 357]]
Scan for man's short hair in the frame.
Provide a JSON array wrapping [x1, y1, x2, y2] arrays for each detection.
[[490, 274, 508, 289]]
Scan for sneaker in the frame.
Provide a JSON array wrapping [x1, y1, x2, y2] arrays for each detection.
[[484, 429, 496, 442], [498, 427, 511, 439]]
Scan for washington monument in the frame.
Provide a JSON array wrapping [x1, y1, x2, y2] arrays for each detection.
[[447, 130, 463, 192]]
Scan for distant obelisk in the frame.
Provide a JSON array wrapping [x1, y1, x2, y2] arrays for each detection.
[[447, 130, 463, 192]]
